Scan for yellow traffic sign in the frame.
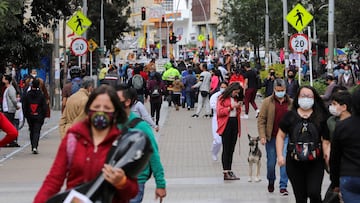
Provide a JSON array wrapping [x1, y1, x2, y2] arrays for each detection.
[[286, 3, 313, 32], [198, 34, 205, 42], [67, 11, 92, 36], [88, 39, 98, 52]]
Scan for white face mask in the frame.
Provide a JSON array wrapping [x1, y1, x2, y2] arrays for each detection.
[[329, 105, 341, 117], [298, 98, 314, 110], [219, 88, 226, 93]]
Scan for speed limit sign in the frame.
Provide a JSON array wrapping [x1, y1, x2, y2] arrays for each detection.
[[70, 37, 88, 56], [289, 33, 310, 54]]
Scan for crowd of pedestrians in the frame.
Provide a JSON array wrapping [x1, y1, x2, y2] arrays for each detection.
[[3, 52, 360, 203]]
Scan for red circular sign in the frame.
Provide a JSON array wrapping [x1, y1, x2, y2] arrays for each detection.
[[289, 33, 309, 54], [70, 37, 88, 56]]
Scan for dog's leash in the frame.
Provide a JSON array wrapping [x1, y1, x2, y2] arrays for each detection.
[[240, 115, 250, 156]]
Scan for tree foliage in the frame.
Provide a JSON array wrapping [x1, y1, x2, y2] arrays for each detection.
[[86, 0, 134, 51], [217, 0, 360, 53]]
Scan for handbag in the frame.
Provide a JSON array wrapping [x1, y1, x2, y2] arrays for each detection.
[[323, 185, 340, 203], [200, 91, 209, 97]]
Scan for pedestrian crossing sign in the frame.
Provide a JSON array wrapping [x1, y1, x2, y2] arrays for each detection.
[[67, 11, 92, 36], [286, 3, 313, 32]]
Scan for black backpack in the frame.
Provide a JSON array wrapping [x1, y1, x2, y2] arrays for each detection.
[[288, 117, 322, 161]]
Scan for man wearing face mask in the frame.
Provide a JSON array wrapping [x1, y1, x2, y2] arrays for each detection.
[[209, 82, 228, 161], [257, 79, 291, 195], [321, 75, 337, 107], [338, 64, 357, 90], [285, 69, 299, 99], [327, 90, 352, 141]]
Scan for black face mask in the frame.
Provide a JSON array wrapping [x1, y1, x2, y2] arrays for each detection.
[[288, 75, 294, 78], [89, 111, 114, 130]]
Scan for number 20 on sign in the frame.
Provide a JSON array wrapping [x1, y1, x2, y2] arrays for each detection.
[[289, 33, 310, 54]]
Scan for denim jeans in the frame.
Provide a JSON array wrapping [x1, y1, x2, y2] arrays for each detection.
[[185, 91, 195, 108], [265, 136, 288, 189], [340, 176, 360, 203], [129, 183, 145, 203]]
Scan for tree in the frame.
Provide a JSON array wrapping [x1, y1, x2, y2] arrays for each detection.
[[0, 0, 45, 69], [86, 0, 134, 52], [217, 0, 266, 58]]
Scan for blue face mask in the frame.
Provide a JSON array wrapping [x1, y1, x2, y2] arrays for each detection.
[[275, 91, 286, 98]]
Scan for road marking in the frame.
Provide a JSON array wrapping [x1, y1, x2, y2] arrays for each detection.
[[0, 126, 58, 163]]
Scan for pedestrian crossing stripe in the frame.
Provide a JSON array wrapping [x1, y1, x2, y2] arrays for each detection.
[[286, 3, 313, 32], [67, 11, 92, 36]]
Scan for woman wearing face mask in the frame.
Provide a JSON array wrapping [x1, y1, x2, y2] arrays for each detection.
[[34, 85, 138, 203], [338, 64, 357, 90], [146, 71, 166, 128], [276, 85, 331, 203], [216, 82, 244, 180], [209, 82, 228, 161]]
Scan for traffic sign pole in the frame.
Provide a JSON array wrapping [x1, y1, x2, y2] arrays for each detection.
[[308, 26, 313, 87]]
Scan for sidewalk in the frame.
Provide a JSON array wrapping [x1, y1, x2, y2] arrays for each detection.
[[142, 98, 331, 203], [0, 98, 331, 203]]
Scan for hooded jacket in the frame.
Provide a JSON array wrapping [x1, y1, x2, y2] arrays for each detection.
[[34, 120, 138, 203]]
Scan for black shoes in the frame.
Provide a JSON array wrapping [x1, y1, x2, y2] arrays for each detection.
[[268, 183, 275, 193], [5, 142, 20, 147], [224, 171, 240, 180]]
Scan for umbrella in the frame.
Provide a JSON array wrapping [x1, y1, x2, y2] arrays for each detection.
[[336, 48, 346, 55]]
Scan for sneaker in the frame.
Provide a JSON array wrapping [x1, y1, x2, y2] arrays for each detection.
[[256, 109, 260, 118], [32, 148, 38, 154], [211, 154, 217, 161], [241, 114, 249, 119], [203, 114, 209, 118], [280, 188, 288, 196], [191, 114, 199, 118], [268, 183, 274, 193], [187, 106, 191, 111]]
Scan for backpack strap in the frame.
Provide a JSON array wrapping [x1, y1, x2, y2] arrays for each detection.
[[66, 132, 77, 170]]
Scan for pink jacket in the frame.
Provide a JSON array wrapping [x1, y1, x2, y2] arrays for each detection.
[[216, 96, 241, 136]]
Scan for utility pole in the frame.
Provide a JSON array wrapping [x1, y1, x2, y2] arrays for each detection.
[[265, 0, 270, 69], [198, 0, 210, 54], [100, 0, 105, 61], [82, 0, 87, 65], [63, 17, 68, 88], [327, 0, 334, 74], [53, 25, 60, 110], [283, 0, 289, 77]]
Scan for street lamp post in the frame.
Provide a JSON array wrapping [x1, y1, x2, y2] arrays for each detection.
[[265, 0, 270, 69], [327, 0, 335, 74], [198, 0, 210, 53], [283, 0, 289, 77], [100, 0, 105, 59]]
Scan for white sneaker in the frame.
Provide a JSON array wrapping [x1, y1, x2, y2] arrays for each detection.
[[211, 154, 218, 161], [241, 114, 249, 119], [256, 109, 260, 118]]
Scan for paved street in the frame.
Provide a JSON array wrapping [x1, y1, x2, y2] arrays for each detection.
[[0, 97, 331, 203]]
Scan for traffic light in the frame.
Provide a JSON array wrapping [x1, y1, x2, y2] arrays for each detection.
[[172, 36, 177, 44], [169, 32, 173, 43], [141, 7, 146, 20], [169, 32, 177, 44]]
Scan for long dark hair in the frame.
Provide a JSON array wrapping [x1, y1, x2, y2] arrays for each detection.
[[292, 85, 328, 127], [85, 84, 127, 124], [220, 82, 243, 102]]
